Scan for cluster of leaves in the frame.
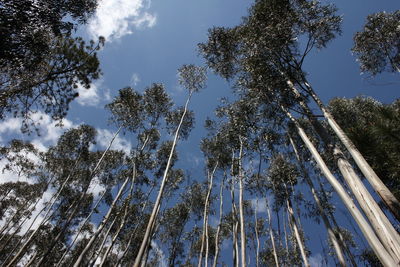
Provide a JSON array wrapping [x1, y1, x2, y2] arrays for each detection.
[[0, 0, 102, 130]]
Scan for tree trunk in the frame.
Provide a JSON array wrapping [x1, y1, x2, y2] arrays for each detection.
[[198, 162, 218, 267], [283, 106, 397, 267], [237, 138, 247, 267], [289, 133, 347, 267], [266, 198, 279, 267], [254, 199, 260, 267], [212, 175, 225, 267], [231, 172, 239, 267], [287, 82, 400, 261], [133, 92, 193, 267], [300, 79, 400, 221], [286, 198, 310, 267]]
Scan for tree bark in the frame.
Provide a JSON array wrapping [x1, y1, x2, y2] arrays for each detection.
[[299, 79, 400, 221], [283, 106, 397, 267]]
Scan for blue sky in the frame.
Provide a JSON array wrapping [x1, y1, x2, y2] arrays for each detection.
[[0, 0, 399, 265]]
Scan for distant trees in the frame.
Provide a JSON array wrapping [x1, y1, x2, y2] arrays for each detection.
[[352, 10, 400, 75]]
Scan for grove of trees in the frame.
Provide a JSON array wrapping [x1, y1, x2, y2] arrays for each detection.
[[0, 0, 399, 266]]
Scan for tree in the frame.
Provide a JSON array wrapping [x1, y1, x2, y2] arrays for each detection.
[[329, 97, 400, 202], [0, 0, 103, 129], [352, 10, 400, 75], [133, 65, 205, 266]]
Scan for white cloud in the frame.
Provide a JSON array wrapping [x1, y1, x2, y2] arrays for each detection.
[[76, 79, 112, 107], [131, 73, 141, 87], [87, 0, 157, 41], [309, 253, 325, 267], [76, 83, 101, 107], [96, 128, 132, 154]]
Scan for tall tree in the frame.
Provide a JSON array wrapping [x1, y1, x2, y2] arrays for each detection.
[[0, 0, 103, 129], [352, 10, 400, 75]]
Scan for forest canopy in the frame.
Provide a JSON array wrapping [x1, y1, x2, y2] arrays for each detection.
[[0, 0, 399, 266]]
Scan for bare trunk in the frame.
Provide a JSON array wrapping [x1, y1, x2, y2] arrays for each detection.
[[90, 216, 118, 265], [301, 80, 400, 221], [289, 134, 347, 267], [336, 150, 400, 262], [254, 200, 260, 267], [133, 92, 192, 267], [55, 190, 107, 267], [266, 198, 279, 267], [231, 174, 239, 267], [74, 133, 148, 267], [237, 138, 247, 267], [287, 198, 310, 267], [283, 107, 396, 266], [212, 176, 225, 267], [198, 163, 218, 267]]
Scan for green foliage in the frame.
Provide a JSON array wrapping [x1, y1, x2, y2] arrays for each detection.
[[0, 0, 102, 129], [352, 11, 400, 75]]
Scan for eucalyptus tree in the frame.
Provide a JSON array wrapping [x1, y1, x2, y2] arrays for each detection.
[[133, 64, 206, 266], [199, 0, 400, 264], [0, 0, 102, 128], [199, 0, 400, 223], [5, 125, 124, 266], [73, 83, 173, 266], [352, 10, 400, 75], [329, 97, 400, 204]]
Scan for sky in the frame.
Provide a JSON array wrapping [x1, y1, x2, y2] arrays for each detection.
[[0, 0, 399, 266]]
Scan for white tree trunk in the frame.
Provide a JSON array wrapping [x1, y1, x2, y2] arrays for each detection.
[[300, 80, 400, 221], [212, 176, 224, 267], [266, 198, 279, 267], [133, 92, 193, 267], [238, 138, 247, 267], [287, 198, 310, 267], [283, 107, 397, 267], [198, 162, 218, 267], [289, 133, 347, 267]]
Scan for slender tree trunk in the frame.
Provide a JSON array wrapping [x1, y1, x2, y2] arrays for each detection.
[[212, 176, 225, 267], [266, 198, 279, 267], [55, 190, 107, 267], [283, 106, 397, 266], [115, 183, 155, 266], [317, 177, 358, 267], [133, 92, 193, 267], [289, 133, 347, 267], [99, 171, 136, 267], [90, 216, 118, 266], [254, 199, 260, 267], [237, 138, 247, 267], [335, 147, 400, 262], [198, 163, 218, 267], [287, 198, 310, 267], [287, 83, 400, 261], [73, 173, 131, 266], [231, 173, 239, 267], [299, 79, 400, 220], [74, 133, 148, 267]]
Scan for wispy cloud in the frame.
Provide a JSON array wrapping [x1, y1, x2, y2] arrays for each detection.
[[131, 73, 141, 87], [96, 128, 132, 154], [76, 80, 111, 107], [87, 0, 156, 41]]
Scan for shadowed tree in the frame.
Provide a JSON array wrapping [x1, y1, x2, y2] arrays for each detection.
[[0, 0, 103, 129]]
